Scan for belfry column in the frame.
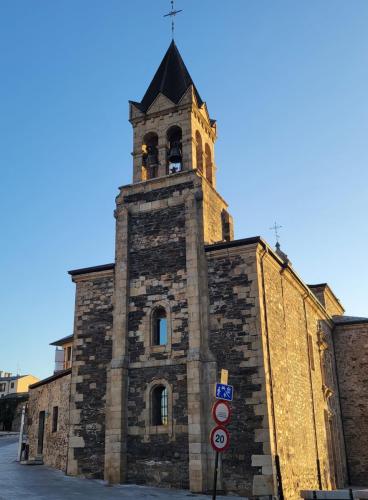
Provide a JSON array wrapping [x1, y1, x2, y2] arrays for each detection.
[[104, 205, 130, 483], [185, 188, 217, 492], [158, 143, 167, 177]]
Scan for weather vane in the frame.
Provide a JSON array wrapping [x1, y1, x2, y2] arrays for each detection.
[[270, 221, 282, 246], [164, 1, 183, 40]]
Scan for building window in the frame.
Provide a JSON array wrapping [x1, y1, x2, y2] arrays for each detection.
[[64, 346, 72, 369], [52, 406, 59, 433], [10, 382, 14, 389], [0, 383, 5, 392], [151, 386, 168, 426], [152, 307, 167, 345]]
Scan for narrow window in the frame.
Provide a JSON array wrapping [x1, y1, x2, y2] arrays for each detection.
[[152, 307, 167, 345], [152, 386, 168, 426], [10, 382, 14, 389], [221, 209, 231, 242], [64, 346, 72, 369], [52, 406, 59, 433]]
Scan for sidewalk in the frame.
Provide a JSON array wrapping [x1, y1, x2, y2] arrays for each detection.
[[0, 440, 242, 499]]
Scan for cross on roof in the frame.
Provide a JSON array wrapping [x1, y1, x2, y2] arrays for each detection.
[[164, 1, 183, 40], [270, 221, 282, 245]]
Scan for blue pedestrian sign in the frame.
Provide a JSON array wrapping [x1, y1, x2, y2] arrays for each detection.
[[215, 383, 233, 402]]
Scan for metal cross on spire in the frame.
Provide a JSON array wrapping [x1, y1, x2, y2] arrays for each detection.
[[270, 221, 283, 246], [164, 1, 183, 40]]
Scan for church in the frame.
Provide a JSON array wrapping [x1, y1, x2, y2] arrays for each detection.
[[27, 40, 368, 499]]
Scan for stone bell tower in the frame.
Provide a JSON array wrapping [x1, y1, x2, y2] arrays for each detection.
[[130, 40, 217, 189], [104, 41, 233, 493]]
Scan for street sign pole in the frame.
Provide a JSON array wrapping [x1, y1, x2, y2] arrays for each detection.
[[211, 371, 233, 500], [212, 450, 219, 500], [17, 405, 26, 462]]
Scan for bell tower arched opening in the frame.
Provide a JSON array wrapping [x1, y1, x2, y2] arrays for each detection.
[[195, 131, 203, 174], [167, 126, 183, 174], [205, 144, 213, 185], [142, 132, 159, 180]]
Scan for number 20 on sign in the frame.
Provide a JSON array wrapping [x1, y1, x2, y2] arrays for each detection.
[[210, 425, 230, 453]]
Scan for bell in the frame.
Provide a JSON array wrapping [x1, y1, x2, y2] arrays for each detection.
[[168, 143, 182, 164]]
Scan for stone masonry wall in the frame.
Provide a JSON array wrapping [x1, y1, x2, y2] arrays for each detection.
[[260, 252, 347, 499], [127, 365, 189, 488], [334, 322, 368, 486], [123, 179, 191, 488], [28, 372, 71, 471], [207, 244, 272, 497], [309, 285, 344, 317], [202, 179, 233, 245], [323, 291, 344, 318], [67, 271, 113, 478]]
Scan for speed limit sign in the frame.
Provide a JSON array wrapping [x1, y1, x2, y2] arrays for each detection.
[[210, 425, 230, 453]]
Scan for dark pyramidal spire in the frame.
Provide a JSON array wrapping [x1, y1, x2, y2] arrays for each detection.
[[133, 40, 203, 113]]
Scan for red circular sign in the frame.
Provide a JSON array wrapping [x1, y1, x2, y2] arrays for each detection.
[[210, 425, 230, 453], [212, 400, 232, 426]]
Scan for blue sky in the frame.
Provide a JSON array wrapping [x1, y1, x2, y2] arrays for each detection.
[[0, 1, 367, 380]]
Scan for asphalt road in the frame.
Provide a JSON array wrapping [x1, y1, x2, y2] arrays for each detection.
[[0, 435, 18, 449], [0, 438, 241, 499]]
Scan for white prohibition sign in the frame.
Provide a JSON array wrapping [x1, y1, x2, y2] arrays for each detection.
[[212, 400, 231, 426], [210, 426, 230, 453]]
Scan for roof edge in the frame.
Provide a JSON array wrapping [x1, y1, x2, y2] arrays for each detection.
[[50, 334, 73, 346], [1, 392, 29, 400], [68, 263, 115, 276], [29, 369, 72, 390], [333, 316, 368, 327], [205, 236, 263, 252]]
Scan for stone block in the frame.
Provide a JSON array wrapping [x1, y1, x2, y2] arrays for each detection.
[[251, 454, 272, 467], [252, 474, 274, 496]]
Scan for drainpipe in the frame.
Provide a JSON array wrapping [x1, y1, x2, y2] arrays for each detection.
[[259, 248, 284, 500]]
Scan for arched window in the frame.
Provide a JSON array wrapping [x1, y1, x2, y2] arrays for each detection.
[[152, 385, 168, 426], [205, 144, 213, 185], [167, 126, 182, 174], [152, 307, 167, 345], [142, 132, 159, 180], [195, 131, 203, 173]]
